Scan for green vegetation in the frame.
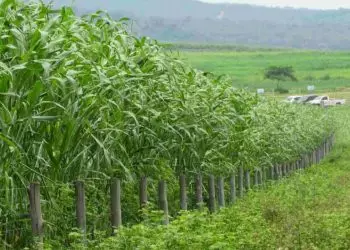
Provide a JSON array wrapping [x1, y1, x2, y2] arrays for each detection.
[[181, 49, 350, 93], [264, 66, 297, 94], [165, 43, 283, 52], [264, 66, 297, 82], [0, 1, 341, 249], [70, 107, 350, 249]]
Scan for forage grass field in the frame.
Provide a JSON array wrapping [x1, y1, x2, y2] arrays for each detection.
[[86, 106, 350, 249], [0, 1, 334, 248], [180, 48, 350, 93], [1, 1, 349, 249]]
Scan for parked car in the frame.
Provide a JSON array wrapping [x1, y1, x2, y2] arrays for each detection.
[[308, 96, 346, 106], [283, 96, 302, 103], [296, 95, 318, 104], [307, 96, 329, 105]]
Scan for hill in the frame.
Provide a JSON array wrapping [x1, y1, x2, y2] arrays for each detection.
[[44, 0, 350, 49]]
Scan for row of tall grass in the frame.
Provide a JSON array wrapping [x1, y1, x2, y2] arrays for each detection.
[[0, 0, 333, 247], [84, 107, 350, 250]]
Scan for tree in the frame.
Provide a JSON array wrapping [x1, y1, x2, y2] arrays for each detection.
[[264, 66, 297, 93], [264, 66, 297, 82]]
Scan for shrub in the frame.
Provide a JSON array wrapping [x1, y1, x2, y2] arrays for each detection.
[[304, 75, 315, 81], [274, 86, 289, 94], [320, 74, 331, 80]]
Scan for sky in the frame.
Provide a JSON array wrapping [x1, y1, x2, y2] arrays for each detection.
[[200, 0, 350, 10]]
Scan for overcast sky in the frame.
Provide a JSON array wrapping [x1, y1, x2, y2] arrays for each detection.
[[200, 0, 350, 9]]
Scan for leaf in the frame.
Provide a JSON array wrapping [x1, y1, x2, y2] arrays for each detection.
[[0, 132, 22, 153], [28, 81, 43, 106], [32, 116, 58, 121]]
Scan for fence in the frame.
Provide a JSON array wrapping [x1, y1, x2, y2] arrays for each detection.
[[17, 134, 336, 246]]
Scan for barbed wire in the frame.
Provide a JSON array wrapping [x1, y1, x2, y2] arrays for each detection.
[[0, 185, 71, 192], [0, 139, 334, 193], [0, 228, 30, 233], [0, 181, 111, 192]]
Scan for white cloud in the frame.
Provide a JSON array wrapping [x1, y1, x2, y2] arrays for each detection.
[[199, 0, 350, 10]]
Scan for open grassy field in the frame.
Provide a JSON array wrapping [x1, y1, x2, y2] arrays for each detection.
[[181, 49, 350, 93]]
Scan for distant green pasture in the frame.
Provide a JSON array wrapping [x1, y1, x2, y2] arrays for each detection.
[[180, 50, 350, 93]]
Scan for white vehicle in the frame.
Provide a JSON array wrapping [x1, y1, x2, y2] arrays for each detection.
[[284, 96, 302, 103], [308, 96, 346, 106], [297, 95, 318, 104]]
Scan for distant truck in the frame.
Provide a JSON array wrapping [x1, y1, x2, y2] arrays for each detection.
[[308, 96, 346, 106], [283, 95, 302, 103], [296, 95, 318, 104]]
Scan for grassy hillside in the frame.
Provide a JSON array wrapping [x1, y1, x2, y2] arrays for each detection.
[[181, 49, 350, 93]]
